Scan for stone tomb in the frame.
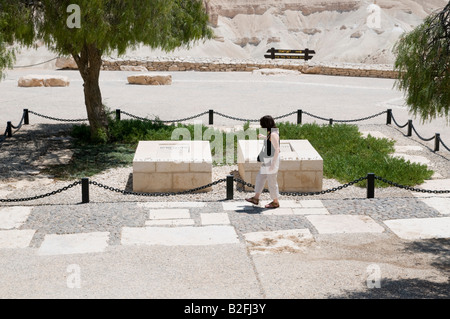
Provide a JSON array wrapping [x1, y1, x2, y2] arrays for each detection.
[[237, 140, 323, 192], [133, 141, 212, 193]]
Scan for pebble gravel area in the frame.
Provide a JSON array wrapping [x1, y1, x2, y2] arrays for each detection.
[[1, 122, 449, 244]]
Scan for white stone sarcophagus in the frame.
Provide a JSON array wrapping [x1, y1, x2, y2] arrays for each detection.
[[133, 141, 212, 193], [237, 140, 323, 192]]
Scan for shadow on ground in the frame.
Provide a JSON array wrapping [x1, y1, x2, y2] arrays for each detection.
[[327, 238, 450, 299]]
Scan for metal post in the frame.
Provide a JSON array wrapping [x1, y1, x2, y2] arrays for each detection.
[[304, 48, 310, 61], [226, 175, 234, 200], [24, 109, 29, 125], [386, 109, 392, 125], [116, 109, 121, 121], [82, 178, 90, 204], [297, 109, 302, 125], [434, 133, 440, 152], [329, 118, 333, 126], [209, 110, 214, 125], [367, 173, 375, 199], [6, 122, 12, 137], [407, 120, 413, 137], [270, 47, 275, 60]]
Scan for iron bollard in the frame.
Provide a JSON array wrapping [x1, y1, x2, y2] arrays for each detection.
[[329, 118, 333, 126], [386, 109, 392, 125], [407, 120, 413, 137], [116, 109, 121, 121], [24, 109, 29, 125], [226, 175, 234, 200], [209, 110, 214, 125], [82, 178, 90, 204], [297, 109, 302, 125], [434, 133, 440, 152], [367, 173, 375, 199], [6, 122, 12, 137]]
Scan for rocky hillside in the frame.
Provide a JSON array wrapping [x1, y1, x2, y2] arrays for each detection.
[[194, 0, 448, 63], [13, 0, 449, 66]]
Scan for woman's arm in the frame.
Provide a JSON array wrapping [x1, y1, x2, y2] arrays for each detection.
[[269, 132, 280, 172]]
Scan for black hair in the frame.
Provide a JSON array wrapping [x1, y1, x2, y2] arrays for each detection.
[[260, 115, 277, 130]]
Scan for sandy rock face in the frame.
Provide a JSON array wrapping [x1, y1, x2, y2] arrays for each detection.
[[55, 57, 78, 70], [127, 74, 172, 85], [18, 75, 70, 87]]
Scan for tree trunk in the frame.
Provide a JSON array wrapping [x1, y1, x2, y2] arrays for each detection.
[[72, 44, 108, 142]]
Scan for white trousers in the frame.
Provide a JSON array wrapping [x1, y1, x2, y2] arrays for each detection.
[[254, 171, 279, 200]]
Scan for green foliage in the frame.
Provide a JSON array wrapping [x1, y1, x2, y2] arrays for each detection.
[[393, 4, 450, 123], [1, 0, 213, 56], [0, 9, 16, 80]]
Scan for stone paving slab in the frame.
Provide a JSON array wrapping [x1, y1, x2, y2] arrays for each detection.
[[419, 198, 450, 215], [0, 230, 36, 249], [383, 217, 450, 240], [145, 219, 195, 226], [137, 202, 207, 208], [200, 213, 230, 225], [0, 206, 33, 230], [148, 209, 190, 220], [121, 225, 240, 246], [306, 215, 385, 234], [38, 232, 110, 256]]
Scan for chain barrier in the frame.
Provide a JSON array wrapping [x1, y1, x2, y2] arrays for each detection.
[[13, 57, 59, 69], [303, 110, 387, 123], [28, 110, 88, 122], [374, 176, 450, 194], [411, 123, 436, 142], [214, 111, 260, 122], [438, 135, 450, 152], [120, 110, 209, 123], [0, 181, 81, 203], [88, 178, 227, 196], [233, 176, 368, 196], [1, 176, 448, 204], [390, 113, 409, 129]]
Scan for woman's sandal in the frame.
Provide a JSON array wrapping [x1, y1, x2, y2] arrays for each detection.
[[245, 197, 259, 205], [265, 201, 280, 209]]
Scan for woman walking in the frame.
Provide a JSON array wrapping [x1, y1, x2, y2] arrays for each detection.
[[245, 115, 281, 209]]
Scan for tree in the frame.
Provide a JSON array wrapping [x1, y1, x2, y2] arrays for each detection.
[[0, 8, 16, 80], [393, 3, 449, 123], [0, 0, 213, 141]]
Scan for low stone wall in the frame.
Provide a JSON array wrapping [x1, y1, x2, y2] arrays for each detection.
[[100, 57, 398, 79]]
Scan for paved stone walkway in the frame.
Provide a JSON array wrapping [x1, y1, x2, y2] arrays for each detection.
[[1, 197, 449, 256]]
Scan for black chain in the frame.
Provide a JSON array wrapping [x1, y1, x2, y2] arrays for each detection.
[[273, 111, 297, 120], [411, 124, 435, 142], [303, 110, 387, 123], [390, 113, 408, 128], [0, 181, 81, 203], [120, 110, 209, 123], [438, 136, 450, 152], [28, 110, 88, 122], [374, 176, 450, 193], [233, 176, 368, 196], [89, 178, 227, 196], [215, 111, 260, 122]]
